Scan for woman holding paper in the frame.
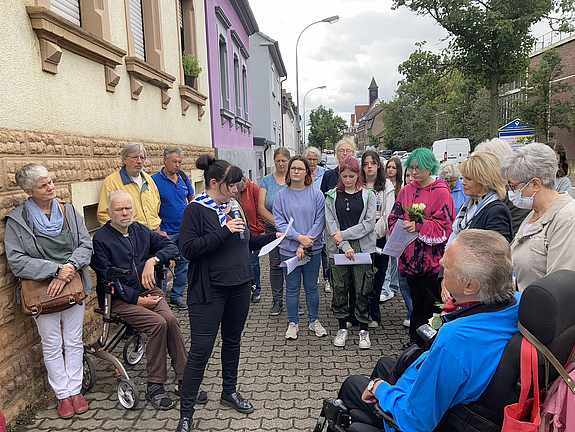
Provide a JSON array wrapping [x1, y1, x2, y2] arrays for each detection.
[[273, 156, 327, 340], [388, 148, 455, 347], [325, 157, 377, 349]]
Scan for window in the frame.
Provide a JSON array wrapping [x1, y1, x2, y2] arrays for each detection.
[[234, 54, 241, 116], [219, 36, 230, 110], [242, 65, 248, 118], [50, 0, 80, 26], [129, 0, 145, 60]]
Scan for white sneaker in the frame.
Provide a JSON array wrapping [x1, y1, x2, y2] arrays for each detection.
[[359, 330, 371, 349], [403, 319, 411, 328], [368, 320, 378, 328], [324, 280, 332, 293], [309, 320, 327, 337], [333, 329, 348, 347], [380, 292, 394, 302], [285, 322, 299, 339]]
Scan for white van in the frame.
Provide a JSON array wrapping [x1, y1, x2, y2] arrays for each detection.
[[432, 138, 471, 163]]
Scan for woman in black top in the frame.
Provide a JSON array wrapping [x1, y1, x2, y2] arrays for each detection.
[[176, 155, 278, 432]]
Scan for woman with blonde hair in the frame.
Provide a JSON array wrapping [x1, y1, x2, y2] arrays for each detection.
[[320, 137, 356, 194]]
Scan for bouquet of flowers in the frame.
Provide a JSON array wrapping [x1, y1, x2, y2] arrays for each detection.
[[403, 203, 427, 222]]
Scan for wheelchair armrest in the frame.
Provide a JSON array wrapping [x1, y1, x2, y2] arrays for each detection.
[[374, 405, 401, 432]]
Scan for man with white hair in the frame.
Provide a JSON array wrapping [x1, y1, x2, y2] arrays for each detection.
[[97, 142, 164, 235], [334, 229, 519, 432], [91, 191, 189, 411]]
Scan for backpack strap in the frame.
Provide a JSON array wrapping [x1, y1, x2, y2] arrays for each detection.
[[518, 322, 575, 394]]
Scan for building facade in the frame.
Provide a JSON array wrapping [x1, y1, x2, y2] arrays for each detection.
[[0, 0, 212, 421], [282, 90, 297, 157]]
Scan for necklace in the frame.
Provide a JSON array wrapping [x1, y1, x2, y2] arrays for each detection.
[[344, 196, 350, 211]]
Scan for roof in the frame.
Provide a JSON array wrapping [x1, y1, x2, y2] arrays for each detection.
[[355, 105, 369, 122], [369, 77, 378, 89], [230, 0, 259, 35], [254, 32, 287, 77]]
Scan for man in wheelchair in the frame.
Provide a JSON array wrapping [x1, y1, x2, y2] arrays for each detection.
[[329, 229, 520, 432], [91, 190, 188, 411]]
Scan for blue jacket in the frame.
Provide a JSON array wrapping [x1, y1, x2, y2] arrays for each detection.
[[91, 221, 178, 304], [451, 177, 467, 214], [374, 292, 520, 432]]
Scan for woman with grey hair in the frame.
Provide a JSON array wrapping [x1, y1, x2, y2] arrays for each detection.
[[437, 161, 467, 213], [305, 146, 326, 189], [501, 143, 575, 291], [4, 164, 93, 419]]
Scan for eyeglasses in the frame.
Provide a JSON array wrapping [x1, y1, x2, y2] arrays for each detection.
[[407, 166, 420, 172], [507, 180, 523, 191], [128, 155, 146, 161], [290, 167, 306, 172], [337, 149, 354, 155]]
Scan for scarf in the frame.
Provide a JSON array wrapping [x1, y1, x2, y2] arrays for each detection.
[[446, 190, 499, 246], [193, 191, 230, 226], [24, 197, 64, 237], [311, 166, 319, 180]]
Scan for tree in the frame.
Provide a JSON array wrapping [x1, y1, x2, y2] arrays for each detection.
[[307, 105, 348, 150], [514, 49, 574, 141], [393, 0, 575, 137]]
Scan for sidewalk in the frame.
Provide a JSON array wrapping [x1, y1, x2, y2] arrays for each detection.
[[23, 257, 408, 432]]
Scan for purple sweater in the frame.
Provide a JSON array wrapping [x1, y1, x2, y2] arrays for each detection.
[[273, 185, 325, 256]]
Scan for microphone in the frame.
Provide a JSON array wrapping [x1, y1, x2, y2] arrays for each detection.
[[229, 200, 245, 240]]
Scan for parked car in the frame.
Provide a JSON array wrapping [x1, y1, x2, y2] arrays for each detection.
[[432, 138, 471, 163], [325, 156, 339, 170], [392, 150, 408, 158], [380, 150, 392, 160]]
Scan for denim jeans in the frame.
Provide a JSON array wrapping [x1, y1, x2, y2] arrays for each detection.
[[163, 232, 189, 300], [265, 223, 284, 302], [321, 244, 329, 281], [382, 256, 400, 294], [385, 257, 413, 320], [250, 250, 261, 295], [280, 253, 321, 325], [370, 237, 389, 324]]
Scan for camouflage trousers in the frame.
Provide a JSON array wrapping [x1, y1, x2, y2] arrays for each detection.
[[330, 239, 374, 324]]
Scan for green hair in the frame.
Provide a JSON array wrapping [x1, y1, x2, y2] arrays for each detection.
[[404, 148, 440, 175]]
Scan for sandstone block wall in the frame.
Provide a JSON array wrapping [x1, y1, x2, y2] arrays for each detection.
[[0, 127, 213, 422]]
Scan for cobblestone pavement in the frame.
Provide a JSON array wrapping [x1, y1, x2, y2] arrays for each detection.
[[23, 257, 408, 432]]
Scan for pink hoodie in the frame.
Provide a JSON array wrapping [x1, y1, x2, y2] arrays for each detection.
[[388, 179, 455, 276]]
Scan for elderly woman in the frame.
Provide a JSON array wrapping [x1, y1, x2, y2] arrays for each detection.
[[501, 143, 575, 292], [306, 146, 327, 189], [548, 141, 572, 195], [4, 164, 93, 419], [438, 161, 467, 213], [447, 152, 513, 245], [321, 137, 356, 194]]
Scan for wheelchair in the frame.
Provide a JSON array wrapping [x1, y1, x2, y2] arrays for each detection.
[[315, 269, 575, 432], [81, 264, 167, 409]]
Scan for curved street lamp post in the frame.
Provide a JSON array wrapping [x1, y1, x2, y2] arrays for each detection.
[[302, 85, 326, 146]]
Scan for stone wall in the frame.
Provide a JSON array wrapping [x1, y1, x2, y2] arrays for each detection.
[[0, 127, 213, 422]]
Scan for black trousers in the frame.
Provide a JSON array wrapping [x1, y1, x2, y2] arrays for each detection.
[[406, 274, 441, 345], [337, 357, 396, 429], [370, 237, 389, 324], [180, 281, 251, 418]]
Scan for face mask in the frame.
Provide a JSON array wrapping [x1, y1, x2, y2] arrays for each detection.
[[508, 180, 535, 210]]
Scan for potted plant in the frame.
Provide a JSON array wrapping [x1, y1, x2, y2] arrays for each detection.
[[182, 54, 202, 88]]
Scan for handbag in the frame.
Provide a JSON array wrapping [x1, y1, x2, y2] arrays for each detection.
[[20, 272, 85, 316], [502, 337, 541, 432], [18, 202, 86, 317]]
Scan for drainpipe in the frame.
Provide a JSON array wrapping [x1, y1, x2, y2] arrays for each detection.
[[280, 76, 287, 148]]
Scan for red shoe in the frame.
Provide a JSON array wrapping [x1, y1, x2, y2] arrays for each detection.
[[57, 398, 75, 419], [71, 394, 89, 414]]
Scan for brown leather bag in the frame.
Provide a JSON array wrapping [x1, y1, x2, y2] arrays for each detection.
[[19, 272, 85, 316]]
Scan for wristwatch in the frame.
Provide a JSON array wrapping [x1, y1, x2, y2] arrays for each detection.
[[368, 379, 381, 395], [152, 256, 161, 264]]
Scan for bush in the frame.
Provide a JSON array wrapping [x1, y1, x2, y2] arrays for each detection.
[[182, 54, 202, 77]]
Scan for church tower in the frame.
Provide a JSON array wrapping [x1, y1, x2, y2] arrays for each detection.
[[368, 77, 378, 106]]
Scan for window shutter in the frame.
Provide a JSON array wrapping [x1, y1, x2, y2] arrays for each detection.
[[129, 0, 146, 61], [179, 0, 184, 28], [50, 0, 81, 26]]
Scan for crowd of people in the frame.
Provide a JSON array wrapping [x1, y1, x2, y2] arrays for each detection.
[[3, 136, 575, 431]]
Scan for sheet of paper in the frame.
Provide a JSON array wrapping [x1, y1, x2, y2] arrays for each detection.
[[381, 219, 419, 258], [258, 217, 294, 257], [375, 247, 384, 255], [279, 255, 311, 275], [334, 253, 372, 265]]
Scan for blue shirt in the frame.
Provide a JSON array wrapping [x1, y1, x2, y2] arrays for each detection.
[[451, 177, 468, 214], [151, 169, 194, 234], [313, 166, 326, 189], [260, 173, 286, 212]]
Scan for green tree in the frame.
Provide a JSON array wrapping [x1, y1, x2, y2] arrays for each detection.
[[393, 0, 575, 137], [307, 105, 348, 151], [514, 49, 574, 142]]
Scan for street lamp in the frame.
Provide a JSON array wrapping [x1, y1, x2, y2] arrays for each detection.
[[302, 85, 326, 145], [295, 15, 339, 154]]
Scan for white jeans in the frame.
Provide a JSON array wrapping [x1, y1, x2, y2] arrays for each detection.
[[34, 302, 85, 400]]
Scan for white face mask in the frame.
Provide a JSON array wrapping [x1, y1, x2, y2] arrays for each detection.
[[508, 180, 535, 210]]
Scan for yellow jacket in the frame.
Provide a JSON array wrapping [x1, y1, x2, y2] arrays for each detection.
[[97, 167, 162, 230]]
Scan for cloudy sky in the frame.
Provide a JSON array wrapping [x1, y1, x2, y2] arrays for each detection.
[[248, 0, 553, 132]]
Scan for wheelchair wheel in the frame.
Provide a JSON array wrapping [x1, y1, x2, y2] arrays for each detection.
[[117, 377, 139, 409], [82, 355, 96, 391], [123, 333, 146, 365]]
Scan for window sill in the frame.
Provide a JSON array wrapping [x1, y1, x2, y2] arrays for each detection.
[[179, 85, 208, 118], [125, 57, 176, 107], [220, 108, 235, 128], [26, 6, 126, 91]]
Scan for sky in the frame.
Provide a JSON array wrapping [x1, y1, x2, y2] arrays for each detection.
[[248, 0, 554, 133]]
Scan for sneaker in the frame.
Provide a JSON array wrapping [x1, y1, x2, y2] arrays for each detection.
[[324, 280, 332, 293], [379, 292, 395, 303], [170, 298, 188, 310], [251, 293, 261, 303], [359, 330, 371, 349], [269, 301, 283, 316], [368, 320, 379, 328], [403, 319, 410, 328], [285, 322, 299, 339], [309, 320, 327, 337], [333, 329, 348, 347], [298, 306, 304, 315]]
